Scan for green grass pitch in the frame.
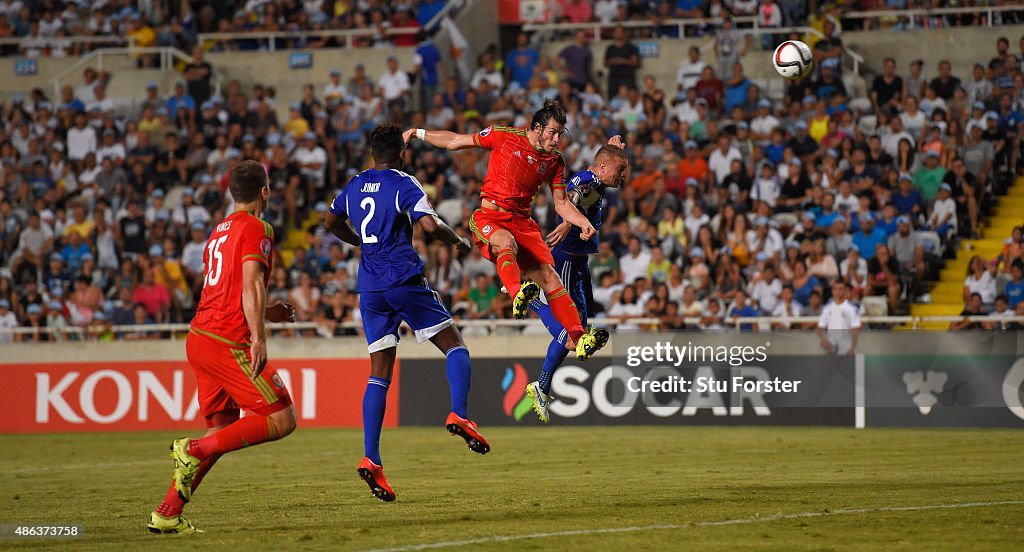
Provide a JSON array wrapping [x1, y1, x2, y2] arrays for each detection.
[[2, 427, 1023, 550]]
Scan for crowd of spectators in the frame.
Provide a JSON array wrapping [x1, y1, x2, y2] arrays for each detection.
[[1, 10, 1023, 342], [1, 0, 449, 58], [7, 0, 1021, 61]]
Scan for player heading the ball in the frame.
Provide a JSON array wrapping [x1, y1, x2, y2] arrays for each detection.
[[404, 100, 609, 361]]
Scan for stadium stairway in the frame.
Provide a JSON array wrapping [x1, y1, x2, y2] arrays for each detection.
[[276, 211, 323, 268], [909, 176, 1024, 329]]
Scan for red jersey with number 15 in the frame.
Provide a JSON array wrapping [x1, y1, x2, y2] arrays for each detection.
[[474, 126, 566, 216], [190, 211, 274, 347]]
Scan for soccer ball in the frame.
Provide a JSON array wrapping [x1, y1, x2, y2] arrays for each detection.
[[772, 40, 813, 80]]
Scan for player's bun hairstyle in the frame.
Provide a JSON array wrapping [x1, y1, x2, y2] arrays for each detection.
[[370, 122, 404, 164], [229, 159, 268, 203], [531, 99, 567, 132]]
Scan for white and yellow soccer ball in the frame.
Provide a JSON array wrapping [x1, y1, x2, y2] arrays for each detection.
[[772, 40, 814, 80]]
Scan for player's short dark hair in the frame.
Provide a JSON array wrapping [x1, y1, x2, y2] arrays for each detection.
[[594, 144, 628, 164], [229, 159, 268, 203], [530, 99, 567, 132], [369, 123, 404, 164]]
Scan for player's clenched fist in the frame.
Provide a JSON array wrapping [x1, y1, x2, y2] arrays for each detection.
[[579, 222, 597, 241], [401, 128, 416, 144]]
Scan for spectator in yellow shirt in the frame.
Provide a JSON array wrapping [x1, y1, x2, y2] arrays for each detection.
[[126, 15, 157, 68], [283, 102, 310, 139], [63, 205, 95, 239], [150, 243, 192, 312]]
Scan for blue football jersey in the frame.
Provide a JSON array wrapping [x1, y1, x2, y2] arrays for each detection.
[[553, 170, 604, 256], [330, 168, 436, 292]]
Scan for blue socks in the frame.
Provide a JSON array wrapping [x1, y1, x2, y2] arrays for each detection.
[[540, 336, 570, 394], [362, 376, 390, 465], [532, 299, 572, 395], [446, 346, 471, 418]]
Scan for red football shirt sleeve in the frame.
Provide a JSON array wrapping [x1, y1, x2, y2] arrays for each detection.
[[550, 155, 567, 191], [472, 126, 502, 150], [240, 218, 274, 268]]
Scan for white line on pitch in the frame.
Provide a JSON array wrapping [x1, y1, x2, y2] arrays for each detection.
[[363, 500, 1024, 552]]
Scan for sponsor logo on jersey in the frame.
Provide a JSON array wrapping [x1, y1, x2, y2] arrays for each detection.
[[260, 238, 272, 258], [513, 150, 523, 158], [480, 126, 493, 137], [526, 154, 536, 165]]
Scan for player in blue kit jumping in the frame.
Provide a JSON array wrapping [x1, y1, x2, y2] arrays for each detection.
[[325, 123, 489, 502], [525, 138, 629, 422]]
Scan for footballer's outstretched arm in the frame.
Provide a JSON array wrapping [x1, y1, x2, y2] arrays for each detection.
[[326, 210, 361, 247], [553, 186, 596, 241], [242, 260, 269, 378], [418, 214, 473, 255], [546, 187, 584, 247], [402, 128, 478, 151]]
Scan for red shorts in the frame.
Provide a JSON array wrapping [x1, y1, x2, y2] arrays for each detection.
[[469, 208, 554, 272], [186, 330, 292, 427]]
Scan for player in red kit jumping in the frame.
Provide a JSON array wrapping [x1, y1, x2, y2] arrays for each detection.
[[147, 160, 298, 534], [403, 100, 608, 359]]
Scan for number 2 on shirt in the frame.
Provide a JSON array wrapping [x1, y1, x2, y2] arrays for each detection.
[[360, 197, 379, 244]]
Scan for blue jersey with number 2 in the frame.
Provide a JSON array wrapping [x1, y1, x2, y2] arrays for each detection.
[[330, 168, 436, 292]]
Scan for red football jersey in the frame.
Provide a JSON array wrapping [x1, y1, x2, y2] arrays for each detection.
[[190, 211, 274, 346], [474, 126, 566, 216]]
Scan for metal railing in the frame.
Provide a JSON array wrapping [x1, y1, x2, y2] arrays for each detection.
[[2, 315, 1022, 341], [196, 26, 421, 52], [0, 34, 133, 53], [48, 47, 223, 104], [840, 4, 1024, 25], [524, 15, 759, 42]]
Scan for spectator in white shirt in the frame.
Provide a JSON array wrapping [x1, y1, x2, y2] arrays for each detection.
[[620, 237, 652, 285], [963, 254, 998, 306], [708, 134, 743, 186], [676, 46, 706, 94], [292, 132, 327, 189], [470, 53, 504, 90], [378, 55, 411, 111], [75, 70, 101, 106], [0, 300, 17, 343], [180, 222, 209, 280], [749, 263, 783, 314], [750, 99, 779, 144], [323, 68, 350, 105], [95, 129, 125, 166], [752, 163, 781, 208], [614, 87, 646, 133], [928, 182, 958, 238], [817, 281, 862, 354], [771, 285, 803, 329], [66, 112, 96, 162], [840, 245, 869, 294]]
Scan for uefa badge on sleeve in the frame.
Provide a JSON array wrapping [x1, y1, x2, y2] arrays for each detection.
[[480, 126, 492, 137], [260, 238, 272, 258]]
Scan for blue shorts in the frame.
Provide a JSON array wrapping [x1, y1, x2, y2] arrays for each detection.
[[359, 276, 454, 353]]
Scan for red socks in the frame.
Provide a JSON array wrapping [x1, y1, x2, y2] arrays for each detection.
[[156, 415, 278, 517], [155, 454, 221, 518], [495, 249, 522, 299], [188, 415, 275, 460], [548, 287, 585, 343]]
